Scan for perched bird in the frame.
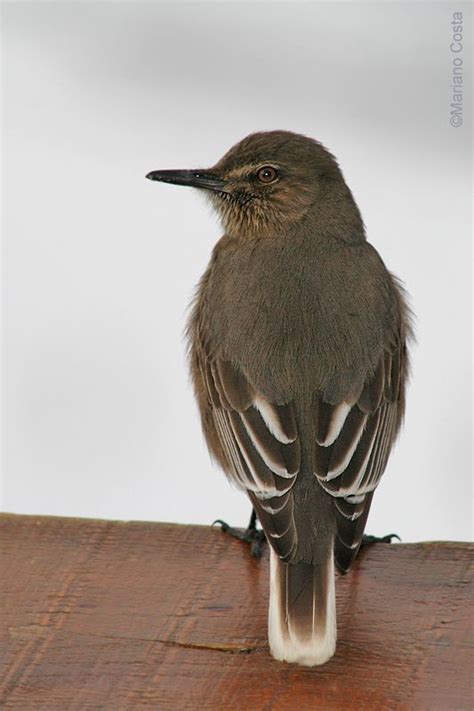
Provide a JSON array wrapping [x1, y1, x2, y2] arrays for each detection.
[[146, 131, 412, 666]]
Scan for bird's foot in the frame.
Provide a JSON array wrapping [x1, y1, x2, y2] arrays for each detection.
[[213, 509, 266, 559], [361, 533, 401, 546]]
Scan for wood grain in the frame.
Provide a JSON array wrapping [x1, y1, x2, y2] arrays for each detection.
[[0, 513, 472, 710]]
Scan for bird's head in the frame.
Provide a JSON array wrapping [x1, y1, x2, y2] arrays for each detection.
[[147, 131, 362, 240]]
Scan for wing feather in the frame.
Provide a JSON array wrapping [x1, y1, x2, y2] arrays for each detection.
[[200, 356, 300, 561], [195, 334, 406, 574], [327, 408, 367, 479], [313, 341, 407, 574]]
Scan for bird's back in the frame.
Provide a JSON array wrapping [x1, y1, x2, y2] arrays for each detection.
[[196, 228, 403, 404]]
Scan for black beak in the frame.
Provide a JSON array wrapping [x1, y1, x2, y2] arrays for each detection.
[[145, 169, 226, 192]]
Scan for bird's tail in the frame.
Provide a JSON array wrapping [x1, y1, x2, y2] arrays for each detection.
[[268, 545, 336, 666]]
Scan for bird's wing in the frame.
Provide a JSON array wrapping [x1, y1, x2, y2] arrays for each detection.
[[195, 349, 301, 563], [193, 335, 407, 571], [313, 340, 408, 573]]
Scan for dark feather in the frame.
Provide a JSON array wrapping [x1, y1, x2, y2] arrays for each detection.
[[322, 410, 381, 495], [314, 399, 336, 445], [334, 493, 374, 574], [334, 496, 367, 521], [240, 407, 300, 477], [256, 400, 298, 443], [358, 358, 385, 412], [312, 341, 406, 568], [228, 410, 295, 494], [195, 356, 300, 562], [383, 350, 393, 401], [326, 407, 367, 477], [210, 361, 231, 409], [250, 491, 296, 562], [390, 348, 401, 401], [216, 360, 253, 411], [204, 360, 221, 409]]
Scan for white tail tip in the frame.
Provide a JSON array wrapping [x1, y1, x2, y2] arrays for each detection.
[[268, 547, 337, 666]]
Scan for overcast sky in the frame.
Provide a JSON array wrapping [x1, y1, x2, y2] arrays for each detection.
[[2, 1, 472, 541]]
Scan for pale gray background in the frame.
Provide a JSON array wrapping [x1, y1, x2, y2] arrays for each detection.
[[2, 1, 472, 541]]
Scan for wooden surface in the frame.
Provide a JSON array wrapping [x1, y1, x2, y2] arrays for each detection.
[[0, 514, 472, 710]]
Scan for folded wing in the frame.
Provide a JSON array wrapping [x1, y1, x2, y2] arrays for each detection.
[[200, 354, 301, 563], [313, 342, 408, 573], [192, 334, 407, 573]]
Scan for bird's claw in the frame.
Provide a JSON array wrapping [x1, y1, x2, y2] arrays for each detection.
[[361, 533, 401, 546], [213, 519, 230, 533], [213, 518, 267, 559]]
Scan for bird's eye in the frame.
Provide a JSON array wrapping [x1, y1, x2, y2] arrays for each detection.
[[257, 166, 278, 183]]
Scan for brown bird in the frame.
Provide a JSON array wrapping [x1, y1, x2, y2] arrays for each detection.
[[146, 131, 412, 666]]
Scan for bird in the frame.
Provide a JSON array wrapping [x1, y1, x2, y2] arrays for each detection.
[[146, 130, 412, 667]]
